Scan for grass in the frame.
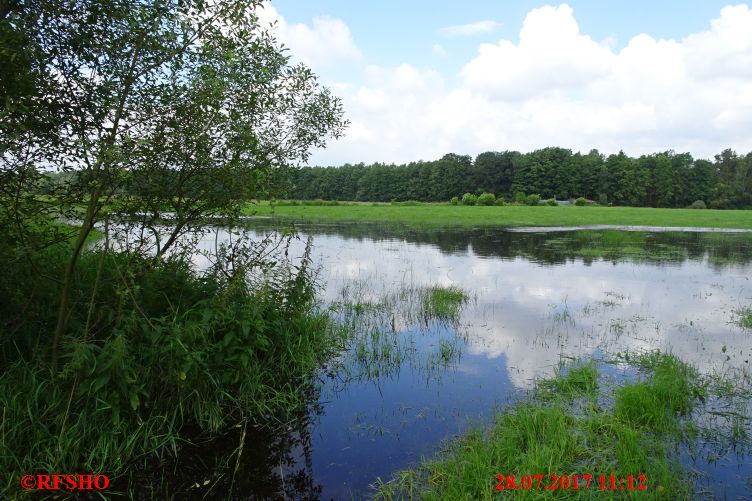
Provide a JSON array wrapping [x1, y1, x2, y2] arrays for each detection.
[[244, 201, 752, 230], [537, 361, 599, 399], [735, 307, 752, 329], [0, 230, 347, 498], [422, 286, 469, 321], [373, 353, 703, 500], [333, 284, 468, 383]]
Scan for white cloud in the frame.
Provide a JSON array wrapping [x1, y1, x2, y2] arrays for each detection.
[[459, 5, 613, 100], [256, 3, 361, 69], [440, 20, 503, 37], [432, 43, 447, 57], [261, 2, 752, 165]]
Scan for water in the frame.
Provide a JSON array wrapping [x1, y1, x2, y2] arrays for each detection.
[[129, 222, 752, 499]]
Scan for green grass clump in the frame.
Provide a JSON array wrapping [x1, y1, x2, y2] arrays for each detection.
[[374, 353, 702, 500], [422, 286, 469, 321], [538, 361, 599, 399], [615, 352, 701, 433], [735, 307, 752, 329]]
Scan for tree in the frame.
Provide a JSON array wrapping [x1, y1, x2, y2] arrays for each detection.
[[2, 0, 347, 367]]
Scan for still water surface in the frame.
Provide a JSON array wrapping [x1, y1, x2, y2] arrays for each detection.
[[144, 222, 752, 499]]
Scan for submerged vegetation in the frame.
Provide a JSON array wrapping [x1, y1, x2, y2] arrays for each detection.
[[332, 283, 469, 383], [374, 353, 705, 500]]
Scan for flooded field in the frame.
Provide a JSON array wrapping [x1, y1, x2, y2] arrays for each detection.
[[132, 222, 752, 499]]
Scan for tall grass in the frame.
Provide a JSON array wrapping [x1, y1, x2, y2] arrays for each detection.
[[734, 307, 752, 329], [422, 286, 469, 322], [330, 283, 468, 385], [0, 233, 345, 497], [373, 353, 702, 500]]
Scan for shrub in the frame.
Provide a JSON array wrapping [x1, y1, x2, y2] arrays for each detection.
[[514, 192, 526, 204], [689, 200, 707, 209], [545, 198, 557, 206], [598, 193, 608, 205], [525, 194, 541, 206], [575, 197, 588, 206], [495, 198, 505, 206], [461, 193, 477, 206], [450, 196, 459, 205], [0, 237, 340, 497], [477, 192, 496, 206]]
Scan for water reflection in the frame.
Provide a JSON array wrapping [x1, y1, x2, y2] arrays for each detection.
[[114, 221, 752, 499]]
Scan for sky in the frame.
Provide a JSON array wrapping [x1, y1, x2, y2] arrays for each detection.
[[259, 1, 752, 165]]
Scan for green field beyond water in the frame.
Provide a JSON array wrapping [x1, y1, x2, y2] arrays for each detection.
[[246, 202, 752, 229]]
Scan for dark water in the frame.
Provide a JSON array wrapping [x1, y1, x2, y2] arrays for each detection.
[[132, 222, 752, 499]]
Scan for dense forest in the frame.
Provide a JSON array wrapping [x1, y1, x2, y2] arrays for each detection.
[[287, 148, 752, 209]]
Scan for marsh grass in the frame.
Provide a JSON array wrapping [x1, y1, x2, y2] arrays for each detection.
[[330, 283, 468, 384], [735, 307, 752, 329], [537, 361, 599, 399], [421, 286, 469, 322], [0, 234, 346, 497], [373, 352, 703, 500]]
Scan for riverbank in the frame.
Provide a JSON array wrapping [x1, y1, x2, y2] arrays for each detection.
[[244, 202, 752, 230]]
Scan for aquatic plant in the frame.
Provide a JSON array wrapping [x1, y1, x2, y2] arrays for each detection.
[[735, 307, 752, 329], [373, 353, 704, 500], [421, 286, 469, 322]]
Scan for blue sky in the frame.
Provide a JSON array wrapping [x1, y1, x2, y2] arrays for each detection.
[[261, 1, 752, 165]]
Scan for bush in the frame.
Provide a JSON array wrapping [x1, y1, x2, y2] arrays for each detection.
[[450, 196, 459, 205], [598, 193, 608, 206], [0, 234, 343, 497], [477, 192, 496, 206], [461, 193, 478, 206], [689, 200, 707, 209], [525, 194, 541, 206], [495, 198, 506, 206], [575, 197, 588, 206], [545, 198, 557, 206], [514, 192, 526, 204]]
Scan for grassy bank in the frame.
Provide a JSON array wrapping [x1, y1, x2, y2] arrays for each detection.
[[0, 227, 345, 497], [245, 202, 752, 229], [373, 353, 705, 500]]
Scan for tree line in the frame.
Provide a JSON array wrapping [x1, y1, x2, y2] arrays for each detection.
[[286, 148, 752, 209]]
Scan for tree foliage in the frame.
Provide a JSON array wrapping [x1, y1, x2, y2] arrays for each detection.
[[285, 147, 752, 209], [1, 0, 347, 365]]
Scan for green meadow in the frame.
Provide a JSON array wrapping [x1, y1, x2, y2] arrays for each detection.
[[246, 202, 752, 229]]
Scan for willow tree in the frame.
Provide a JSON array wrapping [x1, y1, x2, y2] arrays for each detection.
[[0, 0, 346, 366]]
